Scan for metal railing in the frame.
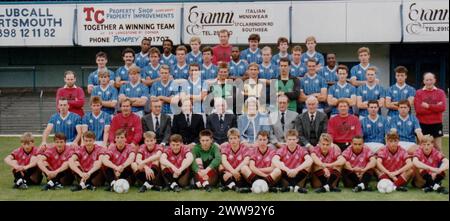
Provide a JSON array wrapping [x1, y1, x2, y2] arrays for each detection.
[[0, 66, 37, 92]]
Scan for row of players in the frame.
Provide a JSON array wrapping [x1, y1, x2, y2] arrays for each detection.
[[5, 128, 448, 194]]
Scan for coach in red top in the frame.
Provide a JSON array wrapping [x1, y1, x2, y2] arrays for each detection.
[[212, 29, 232, 65], [414, 72, 446, 150], [56, 71, 85, 117], [327, 99, 362, 151], [109, 98, 142, 150]]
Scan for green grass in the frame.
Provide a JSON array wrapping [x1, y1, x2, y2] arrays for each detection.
[[0, 137, 448, 201]]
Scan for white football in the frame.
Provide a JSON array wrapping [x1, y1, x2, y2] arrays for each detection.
[[377, 179, 394, 194], [113, 179, 130, 194], [252, 179, 269, 194]]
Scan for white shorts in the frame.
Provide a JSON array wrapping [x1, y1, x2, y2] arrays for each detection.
[[398, 141, 417, 150], [365, 142, 385, 153]]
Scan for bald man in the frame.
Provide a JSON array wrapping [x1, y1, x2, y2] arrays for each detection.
[[295, 96, 328, 150]]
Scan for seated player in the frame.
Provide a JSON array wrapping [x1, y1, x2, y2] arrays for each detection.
[[160, 134, 194, 192], [310, 133, 346, 193], [342, 135, 377, 192], [244, 131, 281, 192], [4, 132, 43, 189], [132, 131, 164, 193], [389, 100, 423, 154], [69, 131, 104, 191], [376, 131, 413, 192], [273, 129, 313, 193], [412, 135, 448, 194], [38, 133, 75, 191], [219, 128, 251, 193], [102, 129, 136, 191], [191, 130, 221, 192]]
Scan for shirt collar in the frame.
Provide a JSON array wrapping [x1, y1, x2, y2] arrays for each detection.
[[423, 86, 438, 91], [63, 85, 77, 89]]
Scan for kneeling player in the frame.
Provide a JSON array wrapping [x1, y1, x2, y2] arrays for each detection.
[[376, 131, 413, 192], [132, 131, 164, 192], [310, 133, 346, 193], [273, 129, 313, 194], [412, 135, 448, 194], [342, 135, 377, 192], [4, 132, 43, 189], [102, 129, 136, 191], [220, 128, 251, 193], [38, 133, 75, 190], [160, 134, 193, 192], [69, 131, 104, 191], [244, 131, 281, 192], [191, 130, 221, 192]]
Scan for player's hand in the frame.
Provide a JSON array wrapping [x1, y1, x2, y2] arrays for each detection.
[[388, 172, 397, 180], [421, 102, 429, 109], [48, 171, 56, 179], [138, 163, 146, 171], [145, 167, 155, 180], [114, 171, 121, 178], [431, 172, 437, 180], [39, 143, 48, 152], [287, 169, 296, 178], [323, 168, 330, 178], [223, 172, 232, 181], [82, 172, 89, 181]]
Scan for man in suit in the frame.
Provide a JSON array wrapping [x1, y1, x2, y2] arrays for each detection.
[[142, 100, 172, 146], [270, 95, 298, 148], [206, 98, 237, 145], [172, 99, 205, 149], [295, 96, 328, 151]]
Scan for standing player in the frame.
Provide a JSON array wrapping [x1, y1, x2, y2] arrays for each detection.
[[212, 29, 232, 65], [4, 132, 42, 189], [273, 129, 313, 193], [56, 70, 85, 117], [414, 72, 447, 150], [244, 131, 281, 192], [259, 46, 279, 80], [385, 66, 416, 119], [38, 133, 75, 190], [389, 100, 424, 154], [350, 47, 375, 87], [299, 59, 328, 112], [115, 48, 136, 88], [135, 38, 151, 69], [290, 45, 307, 79], [160, 134, 194, 192], [81, 96, 111, 147], [87, 52, 115, 94], [102, 129, 136, 191], [300, 36, 325, 70], [327, 65, 356, 116], [376, 131, 413, 192], [356, 67, 385, 118], [150, 65, 177, 115], [178, 63, 208, 114], [412, 135, 448, 194], [160, 39, 176, 66], [41, 98, 82, 148], [318, 53, 338, 87], [342, 135, 377, 192], [276, 59, 301, 112], [69, 131, 104, 191], [187, 37, 203, 65], [141, 47, 162, 88], [132, 131, 164, 192], [240, 33, 262, 64], [91, 69, 118, 115], [118, 65, 149, 117], [310, 133, 346, 193], [229, 46, 248, 80], [191, 130, 221, 192], [272, 37, 292, 65], [360, 101, 389, 153], [220, 128, 251, 193], [172, 45, 189, 80], [201, 47, 218, 81]]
